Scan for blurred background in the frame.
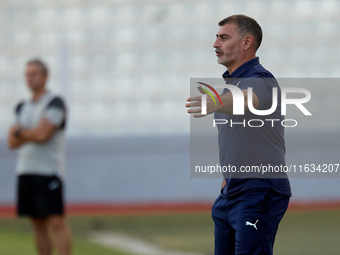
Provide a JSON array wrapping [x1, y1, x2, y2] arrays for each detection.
[[1, 0, 340, 206], [0, 0, 339, 254]]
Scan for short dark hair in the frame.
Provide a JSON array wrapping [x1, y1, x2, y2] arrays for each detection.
[[218, 15, 263, 51], [27, 58, 49, 76]]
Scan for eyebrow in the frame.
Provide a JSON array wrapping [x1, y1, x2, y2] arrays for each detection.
[[216, 34, 230, 38]]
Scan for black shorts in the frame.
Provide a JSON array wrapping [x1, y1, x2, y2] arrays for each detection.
[[17, 174, 64, 218]]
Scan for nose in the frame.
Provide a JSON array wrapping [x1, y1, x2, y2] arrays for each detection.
[[213, 39, 220, 49]]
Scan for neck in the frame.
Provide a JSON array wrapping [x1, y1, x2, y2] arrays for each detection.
[[32, 88, 47, 101], [227, 54, 256, 75]]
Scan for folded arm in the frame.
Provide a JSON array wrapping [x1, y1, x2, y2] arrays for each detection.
[[7, 118, 57, 149]]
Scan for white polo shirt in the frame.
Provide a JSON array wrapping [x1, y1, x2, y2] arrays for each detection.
[[14, 91, 67, 178]]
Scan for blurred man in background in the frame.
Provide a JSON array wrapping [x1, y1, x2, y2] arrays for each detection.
[[186, 15, 291, 255], [7, 59, 72, 255]]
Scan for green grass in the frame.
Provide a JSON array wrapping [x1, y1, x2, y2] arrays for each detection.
[[275, 210, 340, 255], [0, 210, 339, 255], [0, 231, 130, 255], [0, 219, 133, 255], [69, 213, 214, 253]]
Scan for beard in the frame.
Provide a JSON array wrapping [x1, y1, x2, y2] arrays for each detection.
[[217, 47, 241, 67]]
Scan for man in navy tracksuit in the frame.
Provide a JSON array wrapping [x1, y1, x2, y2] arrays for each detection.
[[186, 15, 291, 255]]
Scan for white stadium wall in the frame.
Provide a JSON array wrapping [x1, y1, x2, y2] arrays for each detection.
[[0, 0, 339, 206]]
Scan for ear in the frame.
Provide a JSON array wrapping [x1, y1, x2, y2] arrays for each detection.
[[243, 35, 254, 51]]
